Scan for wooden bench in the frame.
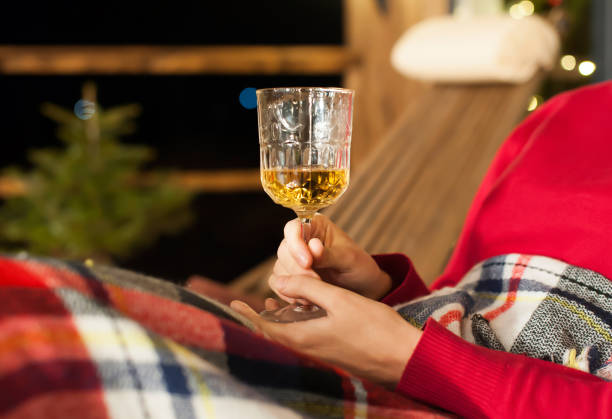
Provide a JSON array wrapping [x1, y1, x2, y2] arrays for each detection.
[[229, 75, 544, 296]]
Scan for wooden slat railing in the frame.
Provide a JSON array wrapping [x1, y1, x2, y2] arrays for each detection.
[[0, 44, 353, 198], [0, 45, 354, 75], [0, 169, 261, 197]]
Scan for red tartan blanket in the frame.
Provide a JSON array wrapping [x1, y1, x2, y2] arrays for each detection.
[[0, 255, 451, 418]]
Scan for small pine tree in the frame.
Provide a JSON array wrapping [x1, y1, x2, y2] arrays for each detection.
[[0, 82, 194, 262]]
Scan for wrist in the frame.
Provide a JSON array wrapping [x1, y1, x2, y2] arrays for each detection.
[[368, 269, 392, 300], [380, 318, 423, 388]]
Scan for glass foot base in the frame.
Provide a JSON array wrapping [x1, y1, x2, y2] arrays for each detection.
[[260, 303, 327, 323]]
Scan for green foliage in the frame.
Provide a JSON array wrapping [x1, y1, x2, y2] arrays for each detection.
[[0, 86, 194, 261]]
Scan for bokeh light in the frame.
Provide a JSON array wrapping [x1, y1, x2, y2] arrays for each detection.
[[509, 4, 523, 19], [74, 99, 96, 120], [518, 1, 535, 17], [239, 87, 258, 109], [560, 55, 576, 71], [510, 1, 534, 19], [527, 95, 542, 112], [578, 60, 596, 77]]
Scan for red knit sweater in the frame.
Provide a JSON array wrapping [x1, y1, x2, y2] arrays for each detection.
[[376, 81, 612, 418]]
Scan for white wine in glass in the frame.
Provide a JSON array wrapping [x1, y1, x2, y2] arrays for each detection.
[[261, 167, 349, 213], [257, 87, 354, 322]]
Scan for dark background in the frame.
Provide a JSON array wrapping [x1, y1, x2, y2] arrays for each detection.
[[0, 1, 343, 283], [0, 1, 342, 45]]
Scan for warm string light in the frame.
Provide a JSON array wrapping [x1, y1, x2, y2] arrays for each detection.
[[578, 61, 596, 76], [508, 1, 596, 79], [527, 95, 542, 112], [518, 0, 535, 16], [560, 55, 576, 71], [560, 55, 597, 77], [510, 1, 535, 19]]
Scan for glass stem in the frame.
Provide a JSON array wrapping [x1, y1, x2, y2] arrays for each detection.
[[299, 216, 312, 243], [296, 213, 315, 308]]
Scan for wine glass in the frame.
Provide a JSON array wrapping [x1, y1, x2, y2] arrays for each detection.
[[256, 87, 354, 322]]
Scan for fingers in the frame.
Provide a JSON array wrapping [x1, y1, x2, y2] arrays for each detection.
[[264, 298, 281, 311], [272, 259, 288, 276], [283, 220, 312, 268], [282, 215, 343, 271], [307, 238, 325, 265], [271, 274, 346, 310], [230, 300, 264, 331], [309, 239, 337, 269], [275, 240, 319, 301], [268, 273, 311, 305], [231, 300, 285, 338], [230, 299, 319, 349], [268, 272, 296, 304], [276, 239, 311, 275], [309, 238, 354, 272]]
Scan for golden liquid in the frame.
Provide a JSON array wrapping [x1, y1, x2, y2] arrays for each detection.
[[261, 167, 349, 212]]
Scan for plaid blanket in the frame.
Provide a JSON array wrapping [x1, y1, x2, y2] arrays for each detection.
[[395, 254, 612, 380], [0, 255, 449, 419]]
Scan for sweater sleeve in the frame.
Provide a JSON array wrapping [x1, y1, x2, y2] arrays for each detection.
[[397, 318, 612, 419], [372, 253, 430, 305]]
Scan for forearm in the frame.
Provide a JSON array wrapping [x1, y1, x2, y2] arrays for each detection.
[[397, 319, 612, 419]]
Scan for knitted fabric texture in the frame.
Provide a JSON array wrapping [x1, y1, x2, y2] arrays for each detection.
[[394, 253, 612, 380]]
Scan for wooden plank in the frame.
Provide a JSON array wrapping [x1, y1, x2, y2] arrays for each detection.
[[363, 80, 541, 282], [344, 87, 465, 246], [167, 169, 261, 192], [0, 169, 262, 197], [343, 0, 447, 168], [403, 82, 540, 282], [376, 86, 505, 281], [0, 45, 354, 75], [374, 86, 499, 250], [411, 93, 519, 279], [0, 177, 25, 197]]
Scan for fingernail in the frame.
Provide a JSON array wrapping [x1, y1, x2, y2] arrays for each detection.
[[273, 275, 288, 291]]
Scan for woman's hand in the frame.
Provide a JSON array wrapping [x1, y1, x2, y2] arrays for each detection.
[[273, 214, 392, 301], [231, 273, 422, 388]]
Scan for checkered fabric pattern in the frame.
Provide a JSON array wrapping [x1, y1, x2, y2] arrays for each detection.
[[395, 254, 612, 380], [0, 255, 449, 419]]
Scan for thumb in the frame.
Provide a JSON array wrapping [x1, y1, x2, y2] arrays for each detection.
[[272, 274, 346, 310]]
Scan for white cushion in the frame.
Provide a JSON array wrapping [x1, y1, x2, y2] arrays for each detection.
[[391, 15, 560, 84]]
